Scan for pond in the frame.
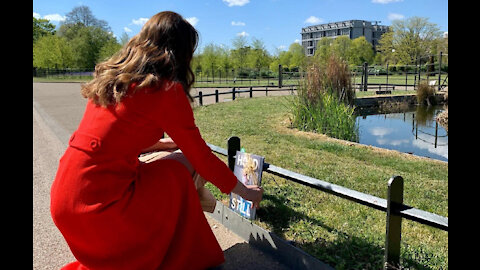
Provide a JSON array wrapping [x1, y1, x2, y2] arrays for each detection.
[[355, 105, 448, 162]]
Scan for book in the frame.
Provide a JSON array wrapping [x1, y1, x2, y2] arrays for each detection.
[[229, 150, 265, 220]]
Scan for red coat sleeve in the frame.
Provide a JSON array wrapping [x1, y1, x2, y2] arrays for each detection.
[[155, 82, 237, 194]]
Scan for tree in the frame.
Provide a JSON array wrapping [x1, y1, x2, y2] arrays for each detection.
[[331, 36, 351, 62], [230, 35, 249, 71], [69, 26, 118, 69], [33, 17, 56, 43], [288, 43, 306, 71], [378, 17, 442, 65], [376, 31, 396, 65], [120, 32, 131, 45], [63, 5, 110, 31], [349, 36, 374, 66], [33, 35, 74, 68], [97, 38, 123, 63], [314, 37, 333, 64], [56, 5, 118, 69], [246, 38, 270, 71]]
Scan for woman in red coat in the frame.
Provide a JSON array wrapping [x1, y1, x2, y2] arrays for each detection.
[[50, 11, 263, 270]]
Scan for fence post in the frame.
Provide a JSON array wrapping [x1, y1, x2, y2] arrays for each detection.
[[215, 89, 219, 103], [227, 136, 240, 171], [199, 91, 203, 106], [232, 87, 236, 101], [438, 52, 443, 92], [384, 176, 404, 270], [278, 64, 283, 88], [249, 87, 253, 98], [386, 63, 389, 87], [405, 68, 408, 91], [363, 62, 368, 92]]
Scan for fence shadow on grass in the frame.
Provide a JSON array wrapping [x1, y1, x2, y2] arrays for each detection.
[[256, 193, 438, 270]]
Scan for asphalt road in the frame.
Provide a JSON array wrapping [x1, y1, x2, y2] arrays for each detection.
[[33, 82, 291, 270]]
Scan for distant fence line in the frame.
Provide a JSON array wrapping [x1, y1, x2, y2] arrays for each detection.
[[32, 53, 448, 92]]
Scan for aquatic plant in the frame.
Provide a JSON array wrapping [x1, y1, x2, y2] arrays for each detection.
[[291, 54, 358, 142]]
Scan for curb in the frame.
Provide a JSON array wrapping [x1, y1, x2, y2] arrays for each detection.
[[207, 201, 335, 270]]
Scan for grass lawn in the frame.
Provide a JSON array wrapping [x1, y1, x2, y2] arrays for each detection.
[[194, 95, 448, 270]]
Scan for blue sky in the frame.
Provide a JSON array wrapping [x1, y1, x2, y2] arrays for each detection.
[[33, 0, 448, 55]]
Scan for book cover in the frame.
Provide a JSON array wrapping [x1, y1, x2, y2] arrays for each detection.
[[229, 151, 265, 220]]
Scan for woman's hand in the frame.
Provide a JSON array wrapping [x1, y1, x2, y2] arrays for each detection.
[[231, 180, 264, 209], [141, 137, 179, 153]]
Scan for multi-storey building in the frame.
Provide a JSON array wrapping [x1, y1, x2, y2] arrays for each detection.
[[301, 20, 389, 56]]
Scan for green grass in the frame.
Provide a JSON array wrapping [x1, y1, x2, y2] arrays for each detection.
[[194, 96, 448, 270]]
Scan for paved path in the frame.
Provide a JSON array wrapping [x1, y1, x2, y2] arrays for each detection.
[[33, 82, 291, 269]]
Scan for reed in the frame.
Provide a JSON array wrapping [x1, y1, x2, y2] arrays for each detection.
[[416, 80, 436, 106], [291, 55, 358, 142]]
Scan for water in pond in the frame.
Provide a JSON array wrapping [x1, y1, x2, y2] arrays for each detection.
[[355, 105, 448, 162]]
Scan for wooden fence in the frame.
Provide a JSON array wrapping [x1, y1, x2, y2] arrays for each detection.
[[207, 136, 448, 270]]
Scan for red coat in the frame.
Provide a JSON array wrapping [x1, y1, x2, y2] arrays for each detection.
[[50, 81, 238, 270]]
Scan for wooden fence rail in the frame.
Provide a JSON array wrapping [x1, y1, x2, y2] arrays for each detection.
[[206, 136, 448, 269], [193, 86, 297, 106]]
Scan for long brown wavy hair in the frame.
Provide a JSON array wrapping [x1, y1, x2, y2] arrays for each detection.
[[81, 11, 198, 106]]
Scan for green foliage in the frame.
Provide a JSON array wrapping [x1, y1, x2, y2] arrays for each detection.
[[33, 35, 74, 68], [33, 17, 56, 43], [349, 36, 374, 66], [314, 36, 373, 67], [33, 5, 121, 70], [291, 55, 358, 141], [376, 17, 443, 65]]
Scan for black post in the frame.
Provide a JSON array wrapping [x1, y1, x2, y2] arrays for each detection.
[[386, 63, 389, 87], [249, 87, 253, 98], [384, 176, 404, 270], [215, 89, 219, 103], [227, 136, 240, 172], [363, 62, 368, 92], [418, 58, 421, 86], [232, 87, 236, 101], [199, 91, 203, 106], [438, 52, 443, 92], [405, 67, 408, 91], [278, 64, 283, 88]]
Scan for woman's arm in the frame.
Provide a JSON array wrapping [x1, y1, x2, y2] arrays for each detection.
[[141, 137, 179, 153]]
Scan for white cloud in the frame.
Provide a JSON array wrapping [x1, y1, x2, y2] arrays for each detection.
[[124, 27, 132, 33], [186, 17, 199, 26], [33, 12, 41, 19], [388, 13, 405, 21], [372, 0, 403, 3], [277, 45, 286, 50], [223, 0, 250, 7], [237, 31, 249, 37], [132, 17, 149, 26], [231, 21, 246, 26], [369, 127, 394, 137], [41, 13, 66, 22], [294, 39, 301, 44], [304, 16, 323, 24]]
